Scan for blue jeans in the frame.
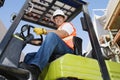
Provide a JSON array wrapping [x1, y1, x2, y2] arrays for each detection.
[[24, 32, 73, 71]]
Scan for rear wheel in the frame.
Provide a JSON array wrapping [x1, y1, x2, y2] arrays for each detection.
[[56, 77, 81, 80]]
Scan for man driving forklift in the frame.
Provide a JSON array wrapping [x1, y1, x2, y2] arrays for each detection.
[[19, 9, 76, 80]]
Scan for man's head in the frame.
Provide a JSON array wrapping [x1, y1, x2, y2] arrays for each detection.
[[51, 9, 67, 26]]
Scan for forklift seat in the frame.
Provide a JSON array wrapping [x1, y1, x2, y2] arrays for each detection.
[[73, 36, 82, 55], [49, 36, 82, 62]]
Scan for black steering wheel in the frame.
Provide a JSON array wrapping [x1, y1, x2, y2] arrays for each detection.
[[20, 24, 43, 46]]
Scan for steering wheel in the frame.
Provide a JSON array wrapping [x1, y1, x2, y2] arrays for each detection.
[[20, 24, 43, 46]]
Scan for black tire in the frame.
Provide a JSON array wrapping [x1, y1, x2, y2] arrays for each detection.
[[0, 75, 8, 80]]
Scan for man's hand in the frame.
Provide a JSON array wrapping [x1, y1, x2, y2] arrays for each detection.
[[33, 28, 47, 35]]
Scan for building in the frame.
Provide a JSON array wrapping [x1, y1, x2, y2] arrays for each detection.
[[0, 19, 6, 42], [86, 0, 120, 62]]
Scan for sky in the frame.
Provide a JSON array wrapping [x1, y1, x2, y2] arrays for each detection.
[[0, 0, 109, 53]]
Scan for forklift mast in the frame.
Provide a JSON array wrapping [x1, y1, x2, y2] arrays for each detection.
[[0, 0, 110, 80]]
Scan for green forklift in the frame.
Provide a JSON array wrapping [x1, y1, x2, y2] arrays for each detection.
[[0, 0, 120, 80]]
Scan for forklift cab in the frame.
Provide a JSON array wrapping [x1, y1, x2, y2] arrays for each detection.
[[0, 0, 120, 80], [0, 0, 86, 80]]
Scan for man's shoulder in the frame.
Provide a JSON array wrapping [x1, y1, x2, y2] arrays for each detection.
[[63, 22, 73, 26], [64, 22, 71, 24]]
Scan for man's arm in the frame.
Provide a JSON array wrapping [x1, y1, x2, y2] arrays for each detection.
[[47, 23, 74, 38], [46, 29, 69, 39]]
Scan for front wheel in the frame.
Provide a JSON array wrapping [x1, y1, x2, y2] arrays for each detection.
[[0, 75, 8, 80]]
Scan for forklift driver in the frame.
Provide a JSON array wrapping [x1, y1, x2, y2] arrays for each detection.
[[19, 9, 76, 80]]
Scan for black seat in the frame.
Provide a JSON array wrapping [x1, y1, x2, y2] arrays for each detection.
[[49, 36, 83, 62], [73, 36, 82, 55]]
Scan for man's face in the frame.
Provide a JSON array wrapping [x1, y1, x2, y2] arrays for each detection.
[[53, 15, 65, 27]]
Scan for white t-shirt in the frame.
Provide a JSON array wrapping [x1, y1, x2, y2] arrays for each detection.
[[59, 23, 74, 35]]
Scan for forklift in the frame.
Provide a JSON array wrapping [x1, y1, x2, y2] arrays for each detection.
[[0, 0, 120, 80]]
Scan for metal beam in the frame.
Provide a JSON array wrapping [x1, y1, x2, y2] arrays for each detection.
[[0, 0, 30, 58], [82, 4, 110, 80]]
